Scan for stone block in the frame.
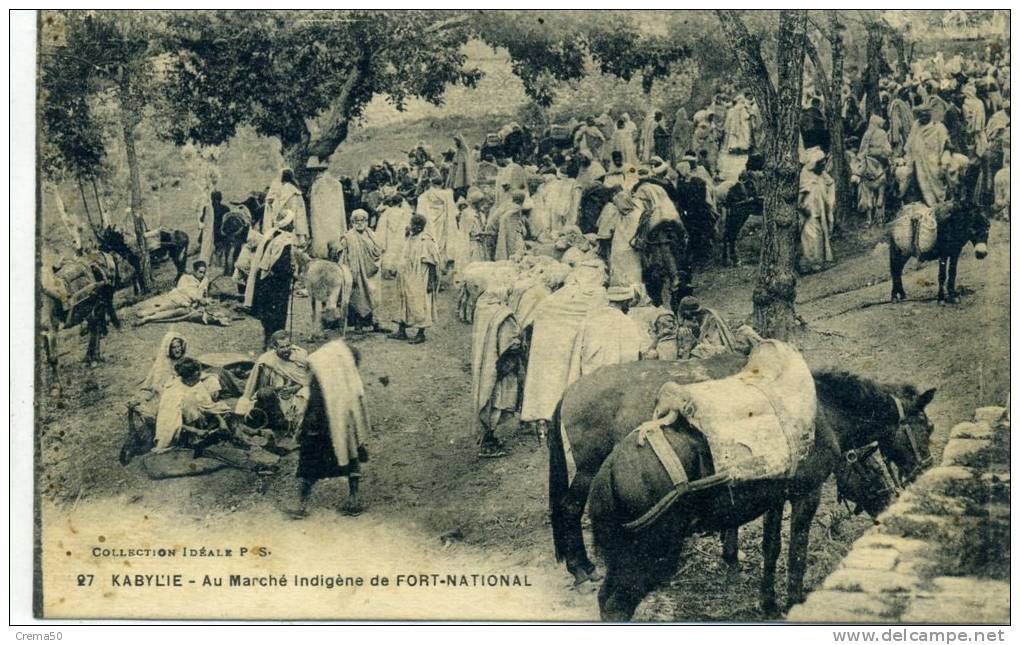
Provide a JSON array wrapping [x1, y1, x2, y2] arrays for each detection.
[[930, 576, 1010, 599], [902, 490, 983, 517], [894, 554, 934, 577], [877, 500, 922, 523], [853, 533, 931, 558], [974, 406, 1007, 425], [949, 421, 995, 440], [911, 466, 982, 500], [902, 591, 1009, 623], [824, 569, 921, 594], [941, 438, 994, 469], [787, 590, 897, 622], [981, 474, 1011, 505], [840, 547, 899, 572], [880, 512, 954, 540]]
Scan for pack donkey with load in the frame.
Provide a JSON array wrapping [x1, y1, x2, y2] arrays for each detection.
[[548, 341, 937, 620], [887, 152, 990, 304], [40, 250, 125, 401]]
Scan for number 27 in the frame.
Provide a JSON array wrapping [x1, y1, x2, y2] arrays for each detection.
[[76, 574, 94, 587]]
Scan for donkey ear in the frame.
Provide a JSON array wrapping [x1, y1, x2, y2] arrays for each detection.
[[916, 388, 937, 410]]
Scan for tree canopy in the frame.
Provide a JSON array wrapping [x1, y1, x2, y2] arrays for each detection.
[[161, 10, 696, 181]]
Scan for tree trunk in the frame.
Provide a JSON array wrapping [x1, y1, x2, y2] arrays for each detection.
[[864, 23, 883, 118], [118, 68, 152, 292], [717, 9, 807, 341], [76, 176, 100, 242], [90, 177, 109, 228], [824, 12, 854, 231], [829, 117, 853, 232]]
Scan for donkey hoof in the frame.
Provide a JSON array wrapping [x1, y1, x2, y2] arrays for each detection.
[[760, 599, 781, 618], [584, 564, 604, 583]]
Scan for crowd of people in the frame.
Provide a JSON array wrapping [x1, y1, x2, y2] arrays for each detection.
[[79, 37, 1010, 512]]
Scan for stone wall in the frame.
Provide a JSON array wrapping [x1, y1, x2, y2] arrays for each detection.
[[788, 405, 1010, 623]]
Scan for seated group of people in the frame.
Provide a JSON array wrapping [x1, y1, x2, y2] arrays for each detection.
[[129, 328, 367, 517]]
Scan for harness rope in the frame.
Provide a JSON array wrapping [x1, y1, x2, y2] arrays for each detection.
[[621, 425, 729, 532], [622, 379, 811, 533]]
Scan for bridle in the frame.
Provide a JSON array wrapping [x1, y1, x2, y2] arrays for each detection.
[[839, 440, 902, 516], [838, 394, 933, 515], [889, 394, 934, 484]]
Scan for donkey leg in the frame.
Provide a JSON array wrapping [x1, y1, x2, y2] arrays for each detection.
[[937, 258, 948, 302], [759, 503, 784, 617], [598, 527, 686, 621], [721, 527, 740, 566], [786, 487, 822, 609], [946, 253, 960, 303], [889, 245, 909, 301], [559, 471, 599, 584]]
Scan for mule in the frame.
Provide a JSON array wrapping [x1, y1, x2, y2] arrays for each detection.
[[889, 162, 990, 304], [296, 251, 353, 339], [716, 163, 765, 267], [634, 219, 691, 312], [586, 370, 935, 621], [222, 196, 263, 276], [98, 226, 190, 291], [149, 228, 190, 280], [549, 357, 936, 589], [41, 251, 123, 402]]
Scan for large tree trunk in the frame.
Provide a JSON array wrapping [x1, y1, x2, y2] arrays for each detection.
[[818, 12, 854, 231], [718, 10, 807, 340], [118, 68, 153, 292], [281, 59, 366, 196], [863, 23, 884, 118]]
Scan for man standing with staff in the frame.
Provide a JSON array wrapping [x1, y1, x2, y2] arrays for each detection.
[[245, 209, 299, 349]]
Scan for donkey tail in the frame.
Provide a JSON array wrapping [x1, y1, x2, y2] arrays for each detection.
[[548, 401, 569, 562]]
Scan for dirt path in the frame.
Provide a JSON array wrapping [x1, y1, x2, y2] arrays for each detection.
[[38, 221, 1009, 621]]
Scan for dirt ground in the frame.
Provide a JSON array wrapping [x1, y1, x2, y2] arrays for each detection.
[[36, 220, 1010, 621]]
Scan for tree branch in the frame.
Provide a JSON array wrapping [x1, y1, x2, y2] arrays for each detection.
[[715, 10, 779, 142], [804, 37, 832, 107]]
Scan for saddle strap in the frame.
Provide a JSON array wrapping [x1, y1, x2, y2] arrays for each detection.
[[622, 426, 728, 532], [645, 425, 689, 489]]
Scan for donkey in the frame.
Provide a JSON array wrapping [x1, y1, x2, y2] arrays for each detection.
[[889, 159, 989, 303], [549, 357, 936, 590], [587, 370, 935, 620]]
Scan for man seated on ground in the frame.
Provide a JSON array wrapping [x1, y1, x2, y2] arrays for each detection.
[[642, 310, 682, 361], [676, 296, 762, 359], [135, 261, 226, 326], [235, 330, 310, 436], [232, 229, 264, 295], [152, 358, 232, 453], [127, 329, 245, 432]]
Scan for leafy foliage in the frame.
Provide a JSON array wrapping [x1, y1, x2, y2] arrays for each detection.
[[163, 10, 481, 158], [163, 10, 698, 167]]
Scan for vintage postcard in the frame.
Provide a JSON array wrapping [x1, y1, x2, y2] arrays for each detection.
[[27, 9, 1009, 623]]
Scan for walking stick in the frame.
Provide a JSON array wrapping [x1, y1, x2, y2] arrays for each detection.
[[286, 274, 296, 337]]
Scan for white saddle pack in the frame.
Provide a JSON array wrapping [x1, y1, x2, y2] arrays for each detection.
[[651, 340, 816, 481]]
